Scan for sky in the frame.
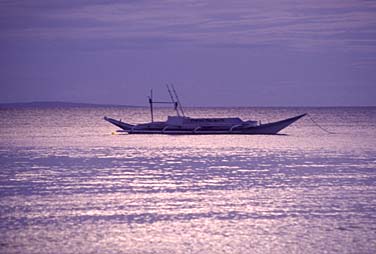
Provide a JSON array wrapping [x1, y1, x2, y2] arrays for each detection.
[[0, 0, 376, 106]]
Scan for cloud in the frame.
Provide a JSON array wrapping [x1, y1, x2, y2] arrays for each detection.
[[1, 0, 376, 52]]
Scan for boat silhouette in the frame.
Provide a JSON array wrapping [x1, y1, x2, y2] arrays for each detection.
[[104, 85, 306, 135]]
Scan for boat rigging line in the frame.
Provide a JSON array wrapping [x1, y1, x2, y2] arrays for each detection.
[[166, 84, 180, 116], [307, 113, 335, 134], [170, 84, 185, 117]]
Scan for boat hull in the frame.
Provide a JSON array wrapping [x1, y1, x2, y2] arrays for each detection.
[[104, 114, 306, 135]]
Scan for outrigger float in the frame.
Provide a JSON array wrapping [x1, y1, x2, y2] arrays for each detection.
[[104, 85, 306, 135]]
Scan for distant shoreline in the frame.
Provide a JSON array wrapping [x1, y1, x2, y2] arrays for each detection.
[[0, 101, 375, 108], [0, 101, 141, 108]]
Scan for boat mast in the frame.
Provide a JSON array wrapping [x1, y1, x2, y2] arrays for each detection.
[[171, 84, 185, 117], [148, 89, 154, 122], [147, 87, 178, 121], [166, 84, 180, 117]]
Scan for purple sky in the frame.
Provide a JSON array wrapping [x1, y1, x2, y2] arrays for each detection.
[[1, 0, 376, 106]]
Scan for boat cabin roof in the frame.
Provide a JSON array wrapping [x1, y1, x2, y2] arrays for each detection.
[[167, 116, 243, 125]]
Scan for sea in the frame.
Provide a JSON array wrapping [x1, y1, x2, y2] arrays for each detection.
[[0, 106, 375, 254]]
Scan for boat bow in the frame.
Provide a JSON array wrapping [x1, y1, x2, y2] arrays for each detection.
[[104, 116, 134, 131], [243, 113, 306, 134]]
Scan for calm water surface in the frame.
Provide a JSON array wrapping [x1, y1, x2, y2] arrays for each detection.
[[0, 106, 376, 254]]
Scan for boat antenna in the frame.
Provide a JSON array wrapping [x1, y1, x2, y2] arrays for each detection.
[[171, 84, 185, 117], [148, 89, 154, 122], [166, 84, 180, 116]]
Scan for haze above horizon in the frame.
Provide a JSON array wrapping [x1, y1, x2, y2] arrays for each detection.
[[1, 0, 375, 106]]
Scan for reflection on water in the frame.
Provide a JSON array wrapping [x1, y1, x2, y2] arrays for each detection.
[[0, 107, 376, 253]]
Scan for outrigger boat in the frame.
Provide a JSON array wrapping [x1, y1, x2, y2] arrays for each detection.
[[104, 85, 306, 135]]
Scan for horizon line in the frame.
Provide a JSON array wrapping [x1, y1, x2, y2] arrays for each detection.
[[0, 100, 375, 108]]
